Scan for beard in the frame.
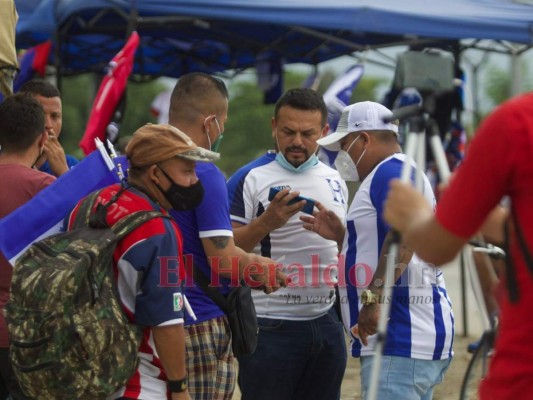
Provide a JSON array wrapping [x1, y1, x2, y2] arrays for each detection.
[[283, 146, 309, 167]]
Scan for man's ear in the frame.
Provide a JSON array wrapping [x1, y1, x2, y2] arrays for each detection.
[[320, 123, 330, 138], [271, 116, 277, 140], [360, 131, 371, 144], [147, 165, 160, 185]]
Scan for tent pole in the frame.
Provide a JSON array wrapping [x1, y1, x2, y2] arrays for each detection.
[[54, 29, 62, 94], [127, 0, 139, 36], [510, 44, 522, 97]]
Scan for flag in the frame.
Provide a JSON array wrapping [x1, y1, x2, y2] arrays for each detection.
[[13, 40, 52, 92], [256, 54, 284, 105], [79, 32, 140, 155], [0, 40, 51, 101], [301, 71, 321, 91], [319, 64, 365, 168], [0, 148, 120, 265], [322, 64, 365, 131]]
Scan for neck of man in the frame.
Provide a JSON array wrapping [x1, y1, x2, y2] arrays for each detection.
[[0, 150, 40, 169], [168, 119, 210, 151], [360, 143, 402, 181]]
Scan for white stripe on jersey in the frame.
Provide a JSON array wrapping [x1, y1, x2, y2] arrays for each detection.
[[198, 229, 234, 238], [116, 256, 142, 316]]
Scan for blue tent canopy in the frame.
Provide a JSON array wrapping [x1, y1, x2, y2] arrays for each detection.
[[13, 0, 533, 78]]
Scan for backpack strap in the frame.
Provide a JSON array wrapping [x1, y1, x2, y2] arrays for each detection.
[[503, 211, 533, 303], [193, 265, 231, 314], [513, 212, 533, 272], [71, 190, 104, 230], [71, 186, 170, 239], [111, 210, 170, 241], [503, 218, 520, 303]]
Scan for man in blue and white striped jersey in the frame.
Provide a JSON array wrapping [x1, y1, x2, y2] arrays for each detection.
[[304, 101, 454, 400]]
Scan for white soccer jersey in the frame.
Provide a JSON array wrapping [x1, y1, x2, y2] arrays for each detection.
[[338, 153, 454, 360], [227, 152, 348, 320]]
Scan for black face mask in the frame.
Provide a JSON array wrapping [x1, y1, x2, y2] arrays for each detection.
[[156, 166, 204, 211]]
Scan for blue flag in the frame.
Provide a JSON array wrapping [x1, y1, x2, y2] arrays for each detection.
[[323, 64, 365, 131], [319, 64, 365, 167], [0, 149, 120, 264]]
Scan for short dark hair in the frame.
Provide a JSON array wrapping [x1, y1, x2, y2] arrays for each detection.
[[169, 72, 228, 124], [19, 80, 61, 98], [274, 88, 328, 127], [0, 93, 45, 153]]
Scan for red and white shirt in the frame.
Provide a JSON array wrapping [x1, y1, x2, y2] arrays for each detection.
[[68, 184, 186, 400]]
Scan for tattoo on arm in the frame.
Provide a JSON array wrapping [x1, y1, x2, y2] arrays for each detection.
[[209, 236, 229, 249]]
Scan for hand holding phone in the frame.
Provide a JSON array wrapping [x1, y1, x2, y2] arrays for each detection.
[[268, 186, 316, 215]]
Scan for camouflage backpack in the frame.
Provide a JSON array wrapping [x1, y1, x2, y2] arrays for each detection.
[[4, 188, 166, 400]]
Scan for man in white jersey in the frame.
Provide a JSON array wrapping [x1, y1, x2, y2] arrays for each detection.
[[226, 88, 348, 400], [302, 101, 454, 400]]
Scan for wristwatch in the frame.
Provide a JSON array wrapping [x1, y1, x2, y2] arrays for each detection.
[[360, 289, 380, 306], [168, 377, 188, 393]]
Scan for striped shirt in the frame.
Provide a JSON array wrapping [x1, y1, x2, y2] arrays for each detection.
[[68, 184, 186, 400], [339, 153, 454, 360], [227, 152, 348, 320]]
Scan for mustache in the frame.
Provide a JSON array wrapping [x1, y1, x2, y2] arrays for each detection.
[[286, 146, 307, 153]]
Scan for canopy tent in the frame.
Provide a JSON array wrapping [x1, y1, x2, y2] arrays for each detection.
[[13, 0, 533, 79]]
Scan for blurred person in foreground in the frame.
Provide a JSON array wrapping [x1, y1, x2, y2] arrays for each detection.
[[384, 92, 533, 399]]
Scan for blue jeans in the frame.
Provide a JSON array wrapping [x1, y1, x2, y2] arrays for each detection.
[[360, 355, 452, 400], [238, 308, 347, 400]]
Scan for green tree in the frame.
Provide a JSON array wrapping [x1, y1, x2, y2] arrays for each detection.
[[60, 74, 165, 159], [482, 61, 532, 118]]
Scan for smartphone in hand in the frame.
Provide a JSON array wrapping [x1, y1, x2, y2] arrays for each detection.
[[268, 186, 316, 215]]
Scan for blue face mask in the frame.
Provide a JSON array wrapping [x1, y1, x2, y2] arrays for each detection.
[[275, 149, 319, 173]]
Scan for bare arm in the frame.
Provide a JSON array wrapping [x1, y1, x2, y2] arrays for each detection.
[[201, 236, 287, 294], [480, 205, 509, 245], [152, 324, 191, 400], [232, 188, 305, 252]]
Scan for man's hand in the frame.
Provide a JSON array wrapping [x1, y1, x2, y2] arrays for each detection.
[[246, 255, 289, 294], [300, 201, 345, 246], [42, 131, 69, 176], [263, 188, 306, 232], [357, 303, 381, 346]]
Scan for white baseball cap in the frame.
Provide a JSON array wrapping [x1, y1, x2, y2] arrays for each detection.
[[317, 101, 398, 151]]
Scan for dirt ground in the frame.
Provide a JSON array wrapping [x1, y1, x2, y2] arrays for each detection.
[[232, 334, 478, 400]]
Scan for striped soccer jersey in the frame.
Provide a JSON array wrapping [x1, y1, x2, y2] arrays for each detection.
[[339, 153, 454, 360], [227, 152, 348, 320], [68, 184, 186, 400]]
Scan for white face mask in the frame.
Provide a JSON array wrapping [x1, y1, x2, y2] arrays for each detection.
[[334, 135, 366, 182]]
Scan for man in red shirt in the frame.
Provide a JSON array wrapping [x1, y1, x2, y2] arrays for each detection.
[[384, 92, 533, 400], [67, 123, 219, 400], [0, 93, 55, 399]]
